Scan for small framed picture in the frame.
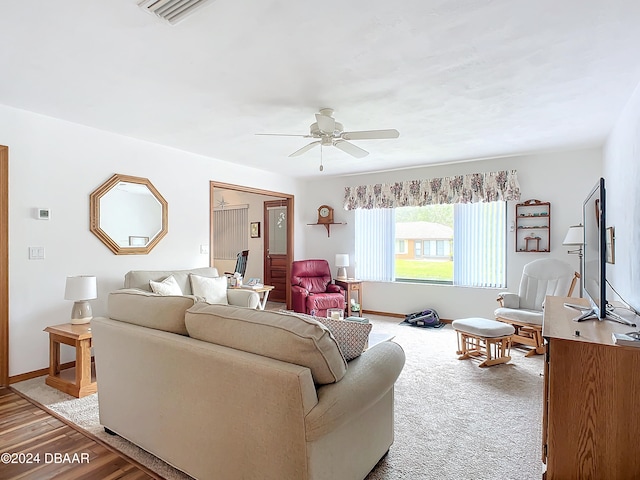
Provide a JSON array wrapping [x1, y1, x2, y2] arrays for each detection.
[[129, 236, 150, 247], [606, 227, 615, 264], [250, 222, 261, 238]]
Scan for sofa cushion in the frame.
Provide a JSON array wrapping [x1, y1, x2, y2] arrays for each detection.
[[280, 310, 372, 361], [185, 303, 347, 384], [149, 275, 183, 296], [108, 289, 198, 335], [189, 274, 229, 305]]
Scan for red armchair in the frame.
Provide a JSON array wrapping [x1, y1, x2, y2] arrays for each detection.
[[291, 259, 346, 317]]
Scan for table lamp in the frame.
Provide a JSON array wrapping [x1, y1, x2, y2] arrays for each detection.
[[335, 254, 349, 280], [64, 275, 97, 324]]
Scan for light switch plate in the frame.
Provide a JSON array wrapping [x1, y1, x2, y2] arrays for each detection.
[[28, 247, 45, 259]]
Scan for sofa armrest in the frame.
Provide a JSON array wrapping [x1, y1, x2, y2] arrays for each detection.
[[291, 285, 309, 313], [226, 289, 260, 309], [326, 284, 343, 294], [496, 292, 520, 309], [304, 341, 405, 441]]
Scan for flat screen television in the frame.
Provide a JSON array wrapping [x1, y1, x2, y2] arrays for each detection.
[[576, 177, 635, 326]]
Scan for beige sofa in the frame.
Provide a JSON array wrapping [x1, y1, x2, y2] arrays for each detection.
[[92, 270, 405, 480], [123, 267, 260, 309]]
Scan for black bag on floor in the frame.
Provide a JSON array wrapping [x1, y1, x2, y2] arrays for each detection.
[[404, 309, 442, 328]]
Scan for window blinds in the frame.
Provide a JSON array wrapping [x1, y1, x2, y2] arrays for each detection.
[[213, 206, 248, 260]]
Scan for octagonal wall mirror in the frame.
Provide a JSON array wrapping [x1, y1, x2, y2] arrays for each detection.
[[90, 174, 168, 255]]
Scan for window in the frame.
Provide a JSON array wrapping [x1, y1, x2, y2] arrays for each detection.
[[355, 202, 506, 287], [395, 204, 454, 283]]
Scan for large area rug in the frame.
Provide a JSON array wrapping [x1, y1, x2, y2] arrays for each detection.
[[13, 315, 543, 479]]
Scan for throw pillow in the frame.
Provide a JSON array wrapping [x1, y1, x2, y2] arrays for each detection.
[[189, 274, 229, 305], [149, 275, 183, 296], [280, 310, 372, 361]]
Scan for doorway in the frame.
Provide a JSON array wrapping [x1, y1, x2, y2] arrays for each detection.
[[210, 181, 293, 309], [1, 146, 8, 386], [264, 200, 288, 303]]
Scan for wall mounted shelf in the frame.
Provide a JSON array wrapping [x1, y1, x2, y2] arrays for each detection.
[[515, 199, 550, 252], [307, 222, 346, 238]]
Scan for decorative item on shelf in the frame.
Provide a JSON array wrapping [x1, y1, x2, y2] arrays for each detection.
[[308, 204, 345, 237], [327, 308, 344, 320], [64, 275, 97, 324], [563, 224, 584, 297], [317, 205, 334, 224], [335, 254, 349, 280]]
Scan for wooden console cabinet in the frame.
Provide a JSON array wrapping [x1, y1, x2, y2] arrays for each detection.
[[542, 296, 640, 479]]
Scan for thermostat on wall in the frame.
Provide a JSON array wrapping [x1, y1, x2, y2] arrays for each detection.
[[36, 208, 51, 220]]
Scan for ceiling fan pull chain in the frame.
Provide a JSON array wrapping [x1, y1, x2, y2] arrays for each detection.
[[319, 144, 324, 171]]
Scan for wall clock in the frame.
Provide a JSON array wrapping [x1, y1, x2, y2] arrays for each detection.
[[317, 205, 334, 224]]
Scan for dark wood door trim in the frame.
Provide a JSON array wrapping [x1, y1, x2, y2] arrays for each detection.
[[0, 146, 8, 386], [209, 182, 294, 309]]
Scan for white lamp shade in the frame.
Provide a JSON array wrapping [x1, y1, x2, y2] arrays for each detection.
[[335, 254, 349, 267], [563, 225, 584, 246], [64, 275, 97, 301]]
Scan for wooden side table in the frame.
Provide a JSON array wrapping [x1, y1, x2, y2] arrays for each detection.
[[44, 323, 97, 398], [334, 279, 363, 317]]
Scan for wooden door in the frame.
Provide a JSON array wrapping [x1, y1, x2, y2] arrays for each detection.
[[264, 200, 289, 303]]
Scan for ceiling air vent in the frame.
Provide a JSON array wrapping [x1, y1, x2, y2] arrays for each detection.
[[138, 0, 216, 25]]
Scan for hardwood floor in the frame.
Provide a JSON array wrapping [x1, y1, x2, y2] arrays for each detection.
[[0, 387, 160, 480]]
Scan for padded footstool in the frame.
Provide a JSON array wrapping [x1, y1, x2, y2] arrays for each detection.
[[452, 317, 515, 367]]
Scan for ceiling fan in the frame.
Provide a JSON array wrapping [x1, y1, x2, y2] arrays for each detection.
[[257, 108, 399, 170]]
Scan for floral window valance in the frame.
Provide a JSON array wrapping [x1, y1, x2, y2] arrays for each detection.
[[343, 170, 521, 210]]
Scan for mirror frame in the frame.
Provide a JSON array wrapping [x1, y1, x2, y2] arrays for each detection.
[[90, 174, 168, 255]]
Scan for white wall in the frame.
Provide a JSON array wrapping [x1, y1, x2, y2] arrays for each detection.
[[1, 104, 305, 376], [604, 81, 640, 311], [300, 148, 602, 320]]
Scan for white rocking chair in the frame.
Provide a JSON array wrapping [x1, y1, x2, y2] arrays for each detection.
[[495, 258, 579, 356]]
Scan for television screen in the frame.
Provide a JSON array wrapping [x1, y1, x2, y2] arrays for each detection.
[[582, 178, 606, 319]]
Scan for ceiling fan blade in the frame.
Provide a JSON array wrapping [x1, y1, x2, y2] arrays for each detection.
[[289, 141, 321, 157], [315, 113, 336, 134], [342, 129, 400, 140], [333, 140, 369, 158], [255, 133, 310, 137]]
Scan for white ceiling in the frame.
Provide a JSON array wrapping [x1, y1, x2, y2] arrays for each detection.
[[2, 1, 640, 178]]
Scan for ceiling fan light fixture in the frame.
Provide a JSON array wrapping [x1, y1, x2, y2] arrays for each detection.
[[257, 108, 399, 166]]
